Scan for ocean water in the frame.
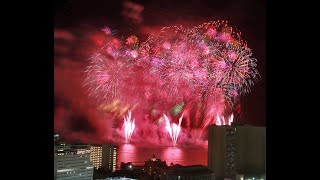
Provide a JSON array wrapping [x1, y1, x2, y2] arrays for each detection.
[[117, 144, 208, 168]]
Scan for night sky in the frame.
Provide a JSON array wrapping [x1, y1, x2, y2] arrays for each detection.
[[54, 0, 265, 142]]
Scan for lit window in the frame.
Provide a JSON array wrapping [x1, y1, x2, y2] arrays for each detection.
[[57, 169, 74, 173]]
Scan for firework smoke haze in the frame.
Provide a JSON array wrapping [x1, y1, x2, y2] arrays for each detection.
[[83, 21, 259, 132], [55, 0, 265, 146]]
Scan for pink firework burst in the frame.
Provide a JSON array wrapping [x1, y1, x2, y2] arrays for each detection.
[[83, 53, 133, 104], [84, 20, 260, 133]]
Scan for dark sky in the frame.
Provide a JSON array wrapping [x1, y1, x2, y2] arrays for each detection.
[[54, 0, 265, 140]]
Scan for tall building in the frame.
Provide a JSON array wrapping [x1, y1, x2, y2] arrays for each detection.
[[208, 125, 265, 180], [90, 144, 118, 172], [166, 165, 215, 180], [54, 145, 94, 180]]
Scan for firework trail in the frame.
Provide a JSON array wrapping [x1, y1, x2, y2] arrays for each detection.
[[83, 21, 259, 144], [164, 114, 183, 146], [215, 113, 234, 126], [123, 110, 135, 143]]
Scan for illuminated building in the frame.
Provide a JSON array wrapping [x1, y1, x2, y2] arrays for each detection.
[[144, 155, 168, 178], [120, 162, 134, 171], [208, 125, 266, 180], [236, 173, 266, 180], [119, 155, 168, 179], [90, 144, 118, 172], [54, 145, 94, 180], [166, 165, 215, 180]]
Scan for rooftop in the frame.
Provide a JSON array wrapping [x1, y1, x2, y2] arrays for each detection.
[[170, 165, 213, 175]]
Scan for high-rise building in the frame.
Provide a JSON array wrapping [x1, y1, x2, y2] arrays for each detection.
[[90, 144, 118, 172], [54, 145, 94, 180], [208, 125, 265, 180]]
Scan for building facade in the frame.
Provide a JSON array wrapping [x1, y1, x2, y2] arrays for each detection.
[[208, 125, 265, 180], [54, 145, 94, 180], [90, 144, 118, 172]]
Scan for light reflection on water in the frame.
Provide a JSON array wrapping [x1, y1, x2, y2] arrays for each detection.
[[117, 144, 207, 168]]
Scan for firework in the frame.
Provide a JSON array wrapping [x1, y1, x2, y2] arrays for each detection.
[[101, 26, 112, 35], [215, 113, 234, 126], [123, 110, 135, 143], [83, 53, 134, 104], [164, 114, 183, 146], [84, 21, 259, 138]]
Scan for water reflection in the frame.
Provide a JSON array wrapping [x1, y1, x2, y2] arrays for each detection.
[[162, 147, 183, 165], [117, 145, 207, 169], [118, 144, 138, 164]]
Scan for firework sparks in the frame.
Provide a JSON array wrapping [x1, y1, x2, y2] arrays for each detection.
[[215, 113, 234, 126], [101, 26, 112, 35], [123, 110, 135, 143], [83, 54, 133, 104], [164, 114, 183, 146], [84, 20, 259, 140]]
